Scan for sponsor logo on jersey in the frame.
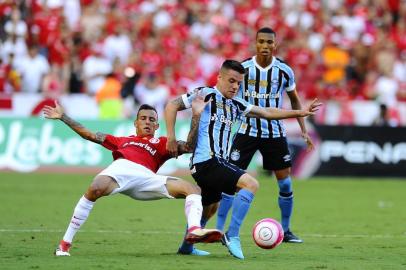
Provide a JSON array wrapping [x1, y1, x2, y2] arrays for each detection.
[[123, 141, 157, 155], [247, 80, 274, 88], [243, 90, 280, 99], [149, 138, 160, 144], [230, 149, 240, 161], [248, 79, 256, 85], [259, 80, 268, 88], [210, 113, 233, 127], [216, 102, 232, 113]]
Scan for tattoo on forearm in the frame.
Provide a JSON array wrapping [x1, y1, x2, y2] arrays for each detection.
[[177, 141, 187, 154], [185, 115, 200, 151], [61, 113, 85, 130], [95, 132, 106, 143], [172, 97, 186, 110], [61, 113, 100, 143]]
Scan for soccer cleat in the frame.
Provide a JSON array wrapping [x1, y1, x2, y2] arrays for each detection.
[[177, 247, 210, 256], [283, 230, 303, 243], [185, 226, 223, 244], [221, 233, 244, 259], [55, 240, 71, 256]]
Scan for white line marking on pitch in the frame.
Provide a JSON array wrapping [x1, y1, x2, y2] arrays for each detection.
[[0, 229, 405, 238]]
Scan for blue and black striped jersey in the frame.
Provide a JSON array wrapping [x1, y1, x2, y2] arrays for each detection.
[[237, 56, 296, 138], [181, 86, 252, 164]]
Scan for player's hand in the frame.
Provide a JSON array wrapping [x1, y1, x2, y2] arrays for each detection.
[[301, 98, 322, 116], [302, 132, 314, 151], [192, 95, 211, 116], [43, 100, 64, 119], [166, 137, 179, 158]]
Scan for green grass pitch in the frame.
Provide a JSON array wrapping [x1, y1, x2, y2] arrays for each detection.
[[0, 172, 405, 270]]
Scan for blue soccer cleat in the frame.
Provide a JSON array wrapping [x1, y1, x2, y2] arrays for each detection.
[[221, 233, 244, 259], [177, 247, 210, 256]]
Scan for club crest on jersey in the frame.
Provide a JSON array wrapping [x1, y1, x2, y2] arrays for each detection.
[[149, 138, 160, 144], [230, 149, 240, 161]]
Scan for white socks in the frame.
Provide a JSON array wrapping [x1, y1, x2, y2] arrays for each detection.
[[62, 196, 95, 243], [184, 194, 203, 230]]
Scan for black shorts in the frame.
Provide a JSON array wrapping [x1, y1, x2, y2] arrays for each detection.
[[229, 133, 292, 171], [191, 157, 246, 206]]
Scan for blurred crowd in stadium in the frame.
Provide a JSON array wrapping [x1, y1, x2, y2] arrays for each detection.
[[0, 0, 405, 123]]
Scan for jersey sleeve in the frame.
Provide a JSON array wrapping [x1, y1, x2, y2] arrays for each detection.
[[284, 65, 296, 92], [101, 134, 123, 151], [233, 97, 253, 116], [181, 87, 210, 109]]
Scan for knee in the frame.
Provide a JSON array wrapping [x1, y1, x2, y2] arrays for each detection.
[[277, 177, 292, 193], [86, 184, 105, 201], [275, 168, 291, 180], [238, 175, 259, 193], [247, 178, 259, 193], [184, 182, 201, 196]]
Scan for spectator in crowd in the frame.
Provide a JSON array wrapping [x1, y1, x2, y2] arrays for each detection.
[[95, 73, 123, 119], [370, 69, 399, 107], [31, 64, 64, 116], [82, 45, 112, 95], [0, 56, 20, 93], [1, 33, 27, 63], [373, 103, 399, 127], [321, 33, 350, 87], [4, 6, 27, 39], [15, 44, 49, 93], [103, 26, 132, 66], [79, 1, 105, 43], [1, 0, 406, 126], [134, 72, 169, 117]]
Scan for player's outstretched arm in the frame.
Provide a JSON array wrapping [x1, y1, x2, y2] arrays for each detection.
[[177, 95, 210, 154], [165, 96, 187, 157], [246, 98, 322, 120], [43, 100, 106, 144], [287, 89, 315, 151]]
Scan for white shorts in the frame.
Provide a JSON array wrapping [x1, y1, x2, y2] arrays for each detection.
[[98, 159, 175, 201]]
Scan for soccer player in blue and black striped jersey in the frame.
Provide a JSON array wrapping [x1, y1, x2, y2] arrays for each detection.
[[165, 60, 320, 259], [216, 27, 315, 244]]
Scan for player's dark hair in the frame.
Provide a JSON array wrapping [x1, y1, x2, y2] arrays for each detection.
[[256, 27, 276, 38], [221, 59, 245, 74], [137, 104, 158, 119]]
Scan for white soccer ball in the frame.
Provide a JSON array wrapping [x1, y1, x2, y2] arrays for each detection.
[[252, 218, 284, 249]]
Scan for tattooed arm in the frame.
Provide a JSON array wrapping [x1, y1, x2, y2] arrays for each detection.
[[177, 110, 200, 154], [43, 101, 106, 144], [164, 96, 187, 157], [177, 95, 210, 155]]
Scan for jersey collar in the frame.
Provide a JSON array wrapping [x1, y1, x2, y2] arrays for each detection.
[[253, 56, 275, 71], [213, 86, 227, 99], [136, 135, 154, 140]]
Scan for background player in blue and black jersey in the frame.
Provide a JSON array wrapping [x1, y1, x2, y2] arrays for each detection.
[[216, 27, 314, 243], [165, 60, 321, 259]]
